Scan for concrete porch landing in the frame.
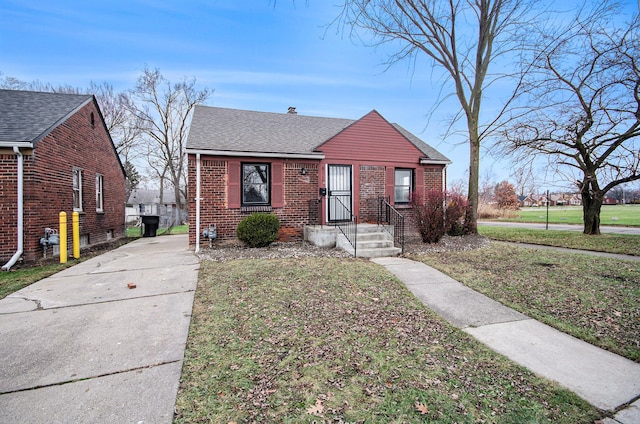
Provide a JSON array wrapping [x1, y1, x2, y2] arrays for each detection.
[[304, 223, 402, 258]]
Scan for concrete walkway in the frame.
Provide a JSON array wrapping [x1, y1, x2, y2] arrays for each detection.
[[372, 256, 640, 424], [0, 235, 198, 423]]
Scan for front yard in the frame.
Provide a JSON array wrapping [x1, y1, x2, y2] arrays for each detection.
[[174, 256, 599, 423]]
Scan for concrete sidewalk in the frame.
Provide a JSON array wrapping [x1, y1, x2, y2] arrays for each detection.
[[0, 234, 198, 423], [372, 257, 640, 424]]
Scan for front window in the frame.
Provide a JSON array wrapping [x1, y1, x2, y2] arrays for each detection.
[[394, 168, 413, 204], [242, 163, 270, 205], [73, 168, 83, 211], [96, 174, 104, 212]]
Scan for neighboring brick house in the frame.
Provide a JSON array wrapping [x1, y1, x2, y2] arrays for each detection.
[[186, 105, 450, 251], [0, 89, 126, 267]]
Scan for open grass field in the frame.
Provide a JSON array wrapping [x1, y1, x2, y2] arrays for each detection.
[[174, 258, 599, 423], [478, 226, 640, 256], [503, 204, 640, 226]]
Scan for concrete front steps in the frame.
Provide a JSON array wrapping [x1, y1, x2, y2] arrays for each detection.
[[336, 223, 402, 258]]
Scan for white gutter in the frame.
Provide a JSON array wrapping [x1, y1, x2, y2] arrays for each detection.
[[0, 142, 33, 149], [3, 146, 24, 270], [186, 149, 325, 160], [420, 158, 452, 165], [195, 153, 201, 253]]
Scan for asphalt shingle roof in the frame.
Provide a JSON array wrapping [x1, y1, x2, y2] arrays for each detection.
[[0, 89, 93, 144], [186, 105, 450, 163]]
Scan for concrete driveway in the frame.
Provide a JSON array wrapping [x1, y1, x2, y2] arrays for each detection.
[[0, 234, 198, 423]]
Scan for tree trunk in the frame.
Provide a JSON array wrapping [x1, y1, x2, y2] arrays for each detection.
[[466, 134, 481, 234], [582, 193, 602, 235]]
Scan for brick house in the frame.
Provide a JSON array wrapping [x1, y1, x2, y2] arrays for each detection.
[[0, 90, 126, 267], [186, 106, 450, 253]]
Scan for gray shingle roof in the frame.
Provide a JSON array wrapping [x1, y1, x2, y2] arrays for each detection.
[[391, 123, 450, 163], [187, 106, 353, 156], [186, 105, 450, 163], [0, 89, 93, 144], [127, 189, 185, 205]]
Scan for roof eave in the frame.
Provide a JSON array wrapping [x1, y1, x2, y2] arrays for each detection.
[[420, 158, 452, 165], [186, 148, 325, 160], [0, 142, 34, 149]]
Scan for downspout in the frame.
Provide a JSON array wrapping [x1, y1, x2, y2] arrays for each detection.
[[3, 146, 24, 270], [195, 153, 201, 253], [442, 165, 447, 192]]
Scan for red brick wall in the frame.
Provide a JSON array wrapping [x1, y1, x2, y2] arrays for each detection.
[[358, 165, 386, 223], [188, 155, 319, 246], [423, 166, 445, 197], [0, 100, 125, 263]]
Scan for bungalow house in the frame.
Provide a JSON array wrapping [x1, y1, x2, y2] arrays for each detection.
[[0, 89, 126, 268], [186, 106, 450, 255], [520, 194, 537, 207]]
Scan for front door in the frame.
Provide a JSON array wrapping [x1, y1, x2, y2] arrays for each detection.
[[327, 165, 352, 222]]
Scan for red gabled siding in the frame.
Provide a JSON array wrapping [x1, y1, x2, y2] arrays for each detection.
[[317, 110, 425, 164]]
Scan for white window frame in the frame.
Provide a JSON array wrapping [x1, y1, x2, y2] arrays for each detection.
[[73, 168, 83, 212], [394, 168, 413, 204], [96, 174, 104, 212]]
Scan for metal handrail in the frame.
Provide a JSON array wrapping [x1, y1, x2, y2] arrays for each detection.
[[333, 196, 357, 257], [377, 196, 405, 254]]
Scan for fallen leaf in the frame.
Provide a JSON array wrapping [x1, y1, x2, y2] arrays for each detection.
[[415, 402, 429, 415], [307, 399, 324, 416], [613, 310, 622, 317]]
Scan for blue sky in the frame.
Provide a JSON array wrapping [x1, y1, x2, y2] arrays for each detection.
[[1, 0, 638, 187]]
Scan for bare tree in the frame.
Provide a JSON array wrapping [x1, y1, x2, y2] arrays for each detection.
[[334, 0, 533, 232], [128, 67, 211, 213], [87, 82, 143, 162], [0, 75, 140, 159], [510, 161, 538, 197], [502, 2, 640, 234]]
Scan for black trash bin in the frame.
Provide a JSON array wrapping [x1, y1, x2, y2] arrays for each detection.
[[141, 215, 160, 237]]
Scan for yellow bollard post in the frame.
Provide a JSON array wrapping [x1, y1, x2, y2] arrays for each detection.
[[59, 212, 67, 264], [72, 211, 80, 259]]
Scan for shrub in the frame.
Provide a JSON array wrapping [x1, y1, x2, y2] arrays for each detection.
[[236, 213, 281, 247], [411, 190, 473, 242], [445, 191, 471, 236], [411, 191, 446, 243]]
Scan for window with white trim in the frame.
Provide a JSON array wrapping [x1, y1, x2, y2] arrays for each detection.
[[394, 168, 413, 204], [73, 168, 83, 211], [96, 174, 104, 212]]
